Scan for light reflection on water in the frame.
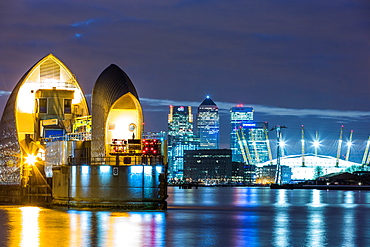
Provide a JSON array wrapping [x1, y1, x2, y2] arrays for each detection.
[[20, 207, 40, 247], [0, 187, 370, 246]]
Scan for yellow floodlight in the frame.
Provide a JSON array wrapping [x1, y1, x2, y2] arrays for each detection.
[[24, 154, 37, 166]]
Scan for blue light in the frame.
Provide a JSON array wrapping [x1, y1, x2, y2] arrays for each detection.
[[130, 165, 143, 173], [81, 166, 89, 174], [156, 166, 163, 173], [100, 166, 111, 173], [144, 166, 152, 175], [74, 33, 82, 38], [71, 166, 77, 188]]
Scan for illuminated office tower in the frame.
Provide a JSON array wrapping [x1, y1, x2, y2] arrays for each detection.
[[230, 106, 270, 164], [168, 106, 199, 179], [196, 96, 219, 149]]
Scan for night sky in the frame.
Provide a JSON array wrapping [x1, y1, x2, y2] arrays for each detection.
[[0, 1, 369, 162]]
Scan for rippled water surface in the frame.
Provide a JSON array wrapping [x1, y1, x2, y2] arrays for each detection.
[[1, 187, 370, 246]]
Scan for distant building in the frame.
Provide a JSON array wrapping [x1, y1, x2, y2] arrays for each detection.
[[196, 96, 219, 149], [257, 154, 360, 180], [230, 106, 270, 164], [183, 149, 232, 180], [231, 162, 256, 184], [231, 162, 245, 181], [256, 165, 292, 184], [242, 121, 270, 164], [230, 106, 253, 162], [143, 131, 167, 141], [168, 106, 199, 179]]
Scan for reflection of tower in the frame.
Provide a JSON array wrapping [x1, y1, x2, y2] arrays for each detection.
[[196, 96, 219, 149], [91, 64, 143, 158], [167, 106, 199, 179]]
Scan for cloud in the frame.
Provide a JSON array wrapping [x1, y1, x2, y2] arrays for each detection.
[[141, 98, 370, 120], [0, 91, 10, 96], [0, 93, 365, 121], [71, 19, 95, 27]]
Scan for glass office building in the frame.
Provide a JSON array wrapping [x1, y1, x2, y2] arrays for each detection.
[[196, 96, 219, 149], [230, 106, 270, 164], [168, 106, 199, 179]]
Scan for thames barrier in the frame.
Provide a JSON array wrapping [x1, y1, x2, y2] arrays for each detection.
[[0, 54, 167, 210]]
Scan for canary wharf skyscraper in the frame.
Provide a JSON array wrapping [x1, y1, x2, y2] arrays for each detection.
[[196, 96, 219, 149], [168, 105, 199, 179], [230, 105, 270, 164]]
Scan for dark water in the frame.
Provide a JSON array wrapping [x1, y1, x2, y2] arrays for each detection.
[[0, 187, 370, 246]]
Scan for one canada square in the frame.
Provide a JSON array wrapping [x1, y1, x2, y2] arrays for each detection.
[[196, 96, 220, 149]]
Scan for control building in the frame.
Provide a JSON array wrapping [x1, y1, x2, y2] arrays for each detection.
[[0, 54, 167, 209], [0, 54, 89, 184], [91, 64, 143, 158], [196, 96, 220, 149]]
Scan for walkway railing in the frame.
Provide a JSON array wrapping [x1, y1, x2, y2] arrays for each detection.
[[41, 132, 91, 143], [68, 155, 164, 166]]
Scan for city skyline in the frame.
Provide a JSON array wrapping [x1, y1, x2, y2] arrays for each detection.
[[0, 0, 369, 159]]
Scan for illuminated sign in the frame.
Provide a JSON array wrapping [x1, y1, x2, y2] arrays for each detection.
[[242, 123, 256, 127], [42, 119, 58, 126]]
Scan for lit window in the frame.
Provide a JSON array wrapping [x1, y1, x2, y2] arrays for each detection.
[[64, 99, 72, 114], [39, 99, 47, 113]]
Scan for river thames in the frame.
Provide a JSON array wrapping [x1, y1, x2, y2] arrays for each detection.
[[0, 187, 370, 246]]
